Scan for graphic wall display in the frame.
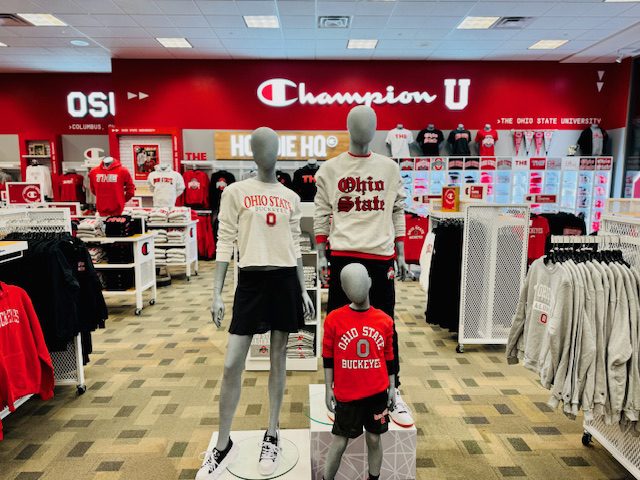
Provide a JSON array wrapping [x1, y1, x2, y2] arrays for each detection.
[[133, 144, 159, 180], [6, 182, 42, 204]]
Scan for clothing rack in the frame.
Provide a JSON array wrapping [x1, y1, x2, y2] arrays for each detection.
[[0, 208, 87, 395]]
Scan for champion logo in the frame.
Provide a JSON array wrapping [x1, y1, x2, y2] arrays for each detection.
[[256, 78, 470, 110], [22, 185, 41, 202]]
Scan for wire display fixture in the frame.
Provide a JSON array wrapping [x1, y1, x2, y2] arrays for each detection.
[[0, 208, 87, 395]]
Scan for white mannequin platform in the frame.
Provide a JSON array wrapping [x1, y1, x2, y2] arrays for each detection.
[[205, 429, 311, 479], [308, 384, 417, 480]]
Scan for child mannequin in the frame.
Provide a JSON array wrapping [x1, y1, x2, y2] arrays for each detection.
[[322, 263, 396, 480]]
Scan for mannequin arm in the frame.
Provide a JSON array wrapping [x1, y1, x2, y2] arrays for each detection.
[[324, 367, 336, 412], [297, 257, 316, 320], [387, 374, 396, 410], [210, 261, 229, 327], [317, 241, 329, 285], [395, 240, 408, 281]]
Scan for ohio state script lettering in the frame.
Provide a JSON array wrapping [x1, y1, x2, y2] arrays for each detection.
[[336, 176, 386, 213]]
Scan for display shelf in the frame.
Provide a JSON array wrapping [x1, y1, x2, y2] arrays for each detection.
[[145, 219, 198, 279], [181, 160, 216, 168], [87, 233, 157, 315], [21, 154, 51, 159]]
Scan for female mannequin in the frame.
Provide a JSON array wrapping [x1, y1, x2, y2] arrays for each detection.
[[199, 127, 314, 480]]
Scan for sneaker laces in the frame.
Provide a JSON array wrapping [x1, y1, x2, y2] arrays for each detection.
[[260, 437, 278, 461], [200, 450, 221, 473], [394, 394, 409, 413]]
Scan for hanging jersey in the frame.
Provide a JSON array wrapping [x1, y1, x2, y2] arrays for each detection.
[[292, 164, 319, 201], [447, 129, 472, 156], [26, 165, 53, 199], [216, 177, 302, 268], [58, 173, 86, 203], [322, 305, 394, 402], [528, 215, 550, 264], [182, 170, 210, 209], [276, 170, 294, 190], [475, 129, 499, 156], [209, 170, 236, 211], [385, 128, 412, 158], [416, 128, 444, 156], [147, 169, 185, 207]]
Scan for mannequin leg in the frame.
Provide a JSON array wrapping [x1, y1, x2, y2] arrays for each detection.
[[323, 436, 349, 480], [216, 334, 253, 451], [267, 330, 288, 436], [365, 432, 382, 477]]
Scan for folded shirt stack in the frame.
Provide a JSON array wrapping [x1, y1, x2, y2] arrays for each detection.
[[149, 208, 170, 223], [154, 229, 168, 244], [104, 244, 134, 264], [88, 246, 107, 264], [123, 207, 149, 221], [102, 270, 134, 291], [77, 218, 105, 240], [286, 331, 315, 359], [168, 207, 190, 223], [155, 249, 167, 265], [166, 248, 186, 264], [167, 229, 186, 244], [104, 215, 135, 237]]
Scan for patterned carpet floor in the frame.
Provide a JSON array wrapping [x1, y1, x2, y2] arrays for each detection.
[[0, 261, 633, 480]]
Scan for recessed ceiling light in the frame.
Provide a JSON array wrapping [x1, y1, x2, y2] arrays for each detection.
[[0, 42, 7, 47], [244, 15, 279, 28], [347, 39, 378, 49], [529, 39, 568, 49], [16, 13, 67, 26], [457, 16, 500, 29], [156, 37, 192, 48], [70, 39, 89, 47]]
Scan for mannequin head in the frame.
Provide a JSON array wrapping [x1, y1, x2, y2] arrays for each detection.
[[485, 123, 491, 131], [251, 127, 279, 171], [340, 263, 372, 308], [347, 106, 377, 152], [103, 156, 114, 166], [457, 123, 464, 130], [427, 123, 435, 130]]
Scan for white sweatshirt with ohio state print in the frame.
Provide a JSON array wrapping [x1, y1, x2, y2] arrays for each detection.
[[147, 169, 185, 207], [314, 151, 406, 258], [216, 177, 302, 268]]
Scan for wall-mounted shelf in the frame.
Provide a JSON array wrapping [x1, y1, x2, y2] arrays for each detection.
[[21, 155, 51, 159]]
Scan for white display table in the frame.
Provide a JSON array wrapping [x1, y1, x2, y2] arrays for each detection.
[[205, 429, 311, 480], [308, 384, 416, 480]]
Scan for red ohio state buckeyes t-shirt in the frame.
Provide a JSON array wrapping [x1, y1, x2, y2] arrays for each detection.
[[528, 215, 550, 264], [322, 305, 394, 403], [475, 129, 499, 156]]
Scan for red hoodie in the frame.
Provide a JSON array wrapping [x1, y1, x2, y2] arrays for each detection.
[[0, 283, 54, 440], [89, 159, 135, 216]]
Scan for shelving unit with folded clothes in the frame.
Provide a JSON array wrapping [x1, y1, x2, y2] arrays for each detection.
[[146, 219, 198, 280], [82, 232, 157, 316]]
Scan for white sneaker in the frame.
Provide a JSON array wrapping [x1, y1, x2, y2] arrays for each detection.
[[390, 392, 414, 428], [258, 429, 280, 476], [196, 439, 239, 480]]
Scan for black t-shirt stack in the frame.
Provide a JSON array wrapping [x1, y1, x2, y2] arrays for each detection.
[[209, 170, 236, 212], [105, 216, 135, 237], [416, 128, 444, 156], [276, 170, 294, 190], [292, 164, 319, 201], [447, 129, 472, 156]]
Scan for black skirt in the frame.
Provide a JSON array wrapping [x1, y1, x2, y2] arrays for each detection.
[[229, 267, 304, 335]]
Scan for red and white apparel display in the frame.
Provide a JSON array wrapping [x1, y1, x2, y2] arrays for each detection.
[[475, 128, 499, 157], [89, 159, 136, 217], [57, 172, 86, 203], [182, 170, 210, 209], [147, 168, 185, 207], [527, 215, 551, 265], [0, 282, 54, 441], [25, 164, 53, 199], [216, 177, 302, 268], [322, 305, 395, 403], [314, 151, 406, 260]]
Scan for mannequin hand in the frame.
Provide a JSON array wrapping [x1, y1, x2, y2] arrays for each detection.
[[302, 290, 316, 321], [326, 388, 337, 413], [387, 387, 396, 411], [396, 258, 408, 282], [210, 295, 225, 328], [318, 256, 329, 286]]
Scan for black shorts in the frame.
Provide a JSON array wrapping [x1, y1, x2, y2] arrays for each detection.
[[229, 267, 304, 336], [332, 391, 390, 439]]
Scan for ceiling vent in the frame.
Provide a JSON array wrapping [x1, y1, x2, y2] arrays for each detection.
[[0, 14, 30, 27], [492, 17, 533, 29], [318, 16, 351, 29]]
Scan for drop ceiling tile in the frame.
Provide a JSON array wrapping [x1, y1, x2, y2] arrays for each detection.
[[222, 38, 284, 49], [350, 16, 390, 29], [195, 1, 241, 15], [0, 28, 19, 38], [170, 15, 210, 28], [314, 39, 349, 49], [143, 26, 183, 37], [354, 1, 396, 16], [467, 1, 554, 17], [113, 0, 162, 15], [387, 16, 460, 29], [71, 0, 124, 14], [0, 0, 41, 13], [2, 36, 70, 47], [282, 28, 317, 39], [527, 16, 583, 29], [214, 27, 279, 38], [0, 47, 55, 56], [130, 15, 174, 27], [580, 17, 639, 30], [4, 26, 77, 38], [542, 2, 598, 17], [206, 15, 247, 28], [45, 47, 86, 56], [393, 2, 474, 17], [178, 27, 218, 38], [97, 37, 159, 48], [280, 16, 316, 28], [56, 14, 105, 27], [620, 5, 640, 17], [188, 38, 225, 48], [373, 49, 424, 59], [316, 2, 359, 16], [32, 0, 94, 14], [375, 28, 418, 39], [278, 1, 316, 16], [111, 47, 174, 58], [93, 14, 139, 27], [582, 2, 638, 17], [445, 29, 518, 40], [235, 1, 277, 15], [315, 28, 350, 38], [412, 29, 452, 40], [259, 49, 288, 59], [508, 29, 583, 40], [69, 26, 113, 38], [169, 47, 229, 57], [154, 0, 202, 15]]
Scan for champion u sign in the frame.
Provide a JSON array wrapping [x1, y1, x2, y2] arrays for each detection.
[[257, 78, 471, 110]]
